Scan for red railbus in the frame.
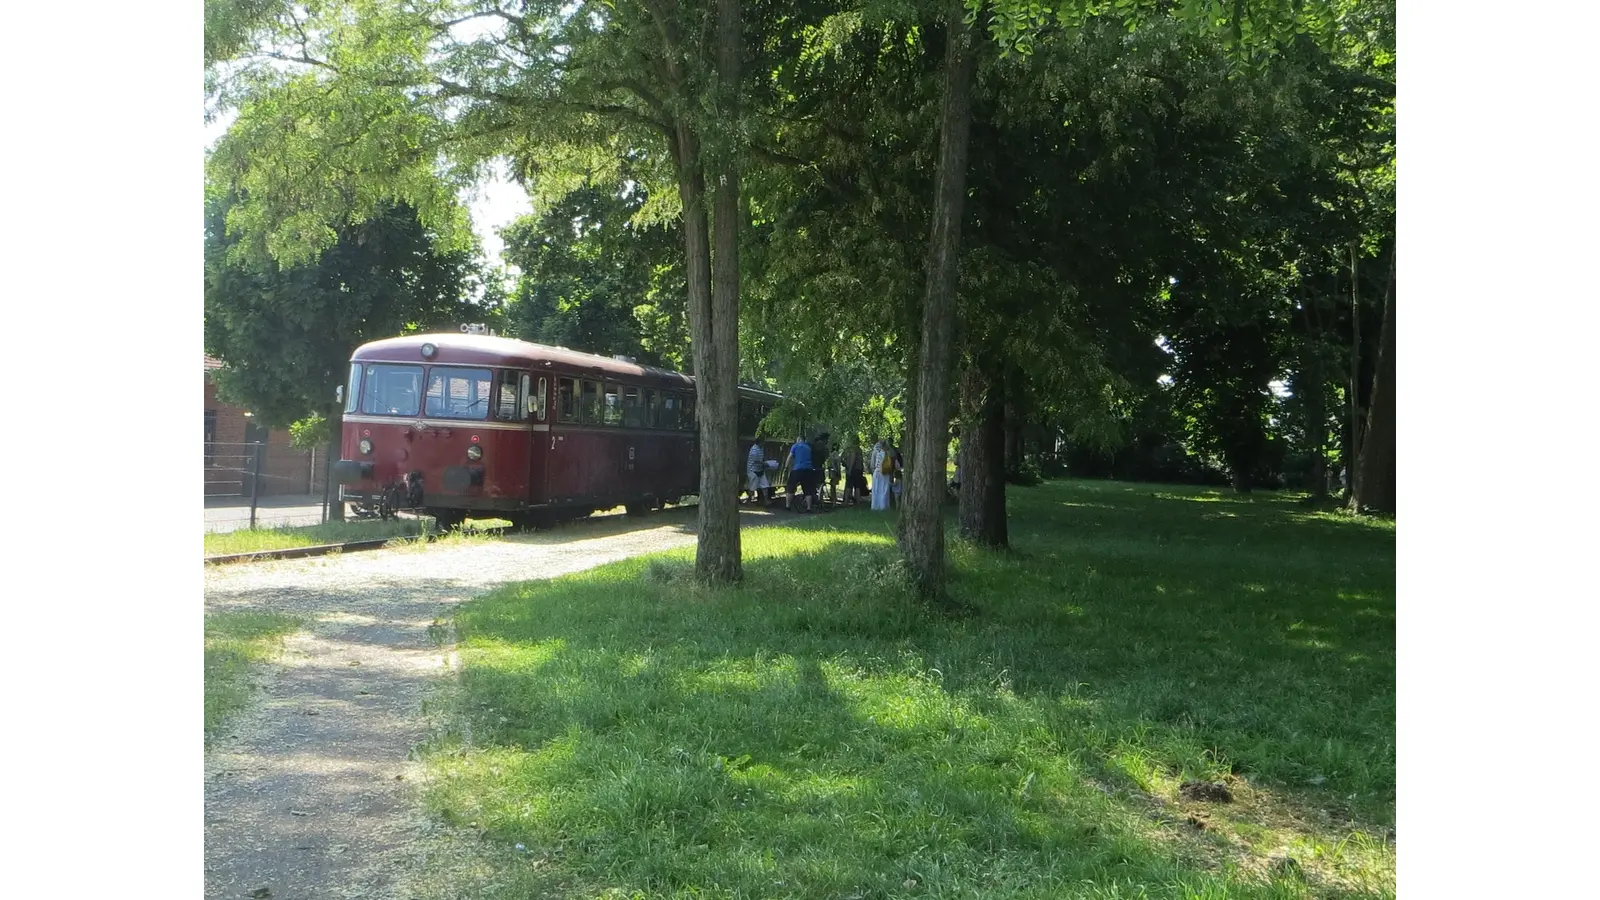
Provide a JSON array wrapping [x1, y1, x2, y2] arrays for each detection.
[[332, 331, 786, 528]]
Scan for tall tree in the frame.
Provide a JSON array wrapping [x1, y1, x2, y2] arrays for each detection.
[[693, 0, 747, 582], [899, 0, 980, 601]]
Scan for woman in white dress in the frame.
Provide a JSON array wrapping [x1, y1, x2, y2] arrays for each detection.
[[869, 440, 892, 510]]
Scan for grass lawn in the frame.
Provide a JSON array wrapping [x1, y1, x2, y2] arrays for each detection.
[[204, 611, 301, 744], [203, 518, 431, 556], [419, 479, 1395, 899]]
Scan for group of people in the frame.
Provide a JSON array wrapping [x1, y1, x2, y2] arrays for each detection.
[[742, 433, 906, 512]]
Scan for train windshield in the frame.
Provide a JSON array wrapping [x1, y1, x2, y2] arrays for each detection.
[[360, 364, 423, 416], [344, 363, 360, 413], [424, 367, 494, 420]]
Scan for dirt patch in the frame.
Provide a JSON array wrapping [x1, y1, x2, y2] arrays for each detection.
[[1179, 780, 1235, 803]]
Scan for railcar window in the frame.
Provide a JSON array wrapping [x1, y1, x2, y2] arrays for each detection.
[[659, 393, 677, 431], [532, 376, 546, 421], [558, 378, 577, 422], [622, 386, 642, 427], [424, 367, 494, 419], [497, 372, 520, 420], [644, 389, 658, 428], [581, 380, 601, 424], [344, 364, 360, 414], [603, 383, 623, 426], [683, 394, 697, 431], [360, 364, 423, 416]]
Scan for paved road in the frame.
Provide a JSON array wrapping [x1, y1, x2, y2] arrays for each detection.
[[205, 495, 331, 533], [202, 507, 778, 900]]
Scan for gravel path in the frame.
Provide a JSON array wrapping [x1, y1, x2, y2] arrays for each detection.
[[203, 508, 769, 900]]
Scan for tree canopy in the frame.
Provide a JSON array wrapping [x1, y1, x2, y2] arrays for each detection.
[[203, 191, 490, 439], [204, 0, 1396, 593]]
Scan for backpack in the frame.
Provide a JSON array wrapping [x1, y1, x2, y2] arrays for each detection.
[[880, 450, 895, 475]]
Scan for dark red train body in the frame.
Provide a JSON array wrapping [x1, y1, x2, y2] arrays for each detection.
[[332, 332, 785, 527]]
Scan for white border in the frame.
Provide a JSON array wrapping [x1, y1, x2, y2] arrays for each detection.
[[6, 3, 1597, 894], [1399, 1, 1599, 894], [4, 1, 200, 894]]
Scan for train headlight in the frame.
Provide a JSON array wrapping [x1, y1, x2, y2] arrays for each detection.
[[359, 438, 373, 455], [466, 444, 483, 461]]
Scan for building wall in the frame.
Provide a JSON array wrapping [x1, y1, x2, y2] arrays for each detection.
[[205, 375, 329, 498]]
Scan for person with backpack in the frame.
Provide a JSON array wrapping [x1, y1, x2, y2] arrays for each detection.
[[869, 439, 892, 510]]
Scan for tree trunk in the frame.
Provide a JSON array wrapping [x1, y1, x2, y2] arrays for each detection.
[[693, 0, 744, 583], [903, 324, 920, 464], [1349, 265, 1395, 514], [674, 119, 741, 584], [898, 0, 978, 602], [958, 359, 1007, 548]]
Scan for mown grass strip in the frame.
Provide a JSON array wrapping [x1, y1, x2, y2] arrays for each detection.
[[203, 518, 431, 556]]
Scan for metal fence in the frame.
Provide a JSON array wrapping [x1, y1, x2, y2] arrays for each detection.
[[204, 441, 338, 532]]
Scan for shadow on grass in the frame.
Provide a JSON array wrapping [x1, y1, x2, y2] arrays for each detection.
[[420, 479, 1395, 899]]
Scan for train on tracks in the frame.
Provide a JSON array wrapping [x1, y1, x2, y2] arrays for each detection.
[[332, 330, 787, 529]]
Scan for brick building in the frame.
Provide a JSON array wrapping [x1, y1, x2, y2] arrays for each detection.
[[205, 356, 329, 498]]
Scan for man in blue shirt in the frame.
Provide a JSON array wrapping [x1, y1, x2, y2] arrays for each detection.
[[785, 434, 815, 512]]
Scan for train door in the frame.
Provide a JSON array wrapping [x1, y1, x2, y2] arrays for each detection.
[[524, 372, 550, 505], [620, 385, 647, 499], [546, 376, 582, 506], [599, 381, 627, 506], [659, 390, 690, 499], [640, 387, 661, 497]]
